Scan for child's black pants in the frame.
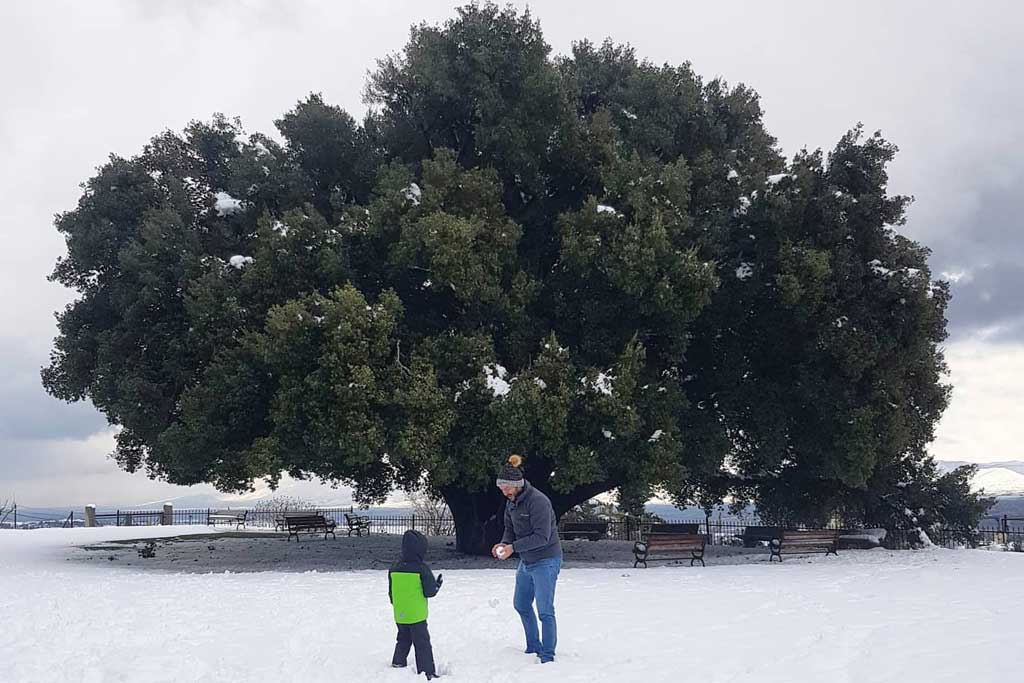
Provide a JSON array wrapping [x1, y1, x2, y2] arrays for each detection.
[[392, 620, 435, 675]]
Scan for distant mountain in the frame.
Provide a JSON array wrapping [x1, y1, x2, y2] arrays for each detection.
[[986, 497, 1024, 518], [129, 477, 359, 510], [971, 468, 1024, 497], [939, 460, 1024, 477], [129, 493, 257, 509], [937, 460, 1024, 496], [644, 503, 755, 522], [130, 490, 354, 510]]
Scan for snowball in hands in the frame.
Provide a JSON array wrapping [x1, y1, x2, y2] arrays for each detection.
[[496, 546, 508, 559]]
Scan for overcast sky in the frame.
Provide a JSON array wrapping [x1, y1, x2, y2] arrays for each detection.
[[1, 0, 1022, 507]]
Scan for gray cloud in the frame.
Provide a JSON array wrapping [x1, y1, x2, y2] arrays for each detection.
[[0, 340, 107, 441], [905, 131, 1024, 341], [0, 428, 359, 507], [943, 263, 1024, 340]]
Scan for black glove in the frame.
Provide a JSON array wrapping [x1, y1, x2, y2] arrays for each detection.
[[436, 573, 444, 588]]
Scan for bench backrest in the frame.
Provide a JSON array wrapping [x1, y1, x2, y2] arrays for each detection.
[[211, 509, 246, 517], [345, 512, 369, 522], [742, 526, 783, 539], [645, 532, 705, 549], [280, 510, 320, 518], [286, 514, 327, 524], [648, 523, 699, 534], [781, 529, 839, 541], [561, 522, 609, 532]]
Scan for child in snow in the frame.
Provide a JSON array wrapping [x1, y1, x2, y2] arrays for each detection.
[[389, 529, 443, 679]]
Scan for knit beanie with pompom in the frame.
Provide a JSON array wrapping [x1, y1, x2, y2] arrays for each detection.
[[496, 454, 525, 488]]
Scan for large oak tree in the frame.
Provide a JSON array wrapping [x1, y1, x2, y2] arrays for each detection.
[[43, 4, 985, 553]]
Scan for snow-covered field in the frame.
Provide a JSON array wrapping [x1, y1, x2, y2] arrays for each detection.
[[2, 527, 1022, 682]]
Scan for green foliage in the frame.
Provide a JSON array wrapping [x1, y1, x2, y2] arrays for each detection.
[[867, 462, 994, 539]]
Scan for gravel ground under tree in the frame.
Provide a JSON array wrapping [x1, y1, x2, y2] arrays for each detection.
[[66, 530, 773, 572]]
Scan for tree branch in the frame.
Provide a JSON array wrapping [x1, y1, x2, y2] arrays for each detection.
[[546, 480, 615, 517], [394, 339, 412, 377]]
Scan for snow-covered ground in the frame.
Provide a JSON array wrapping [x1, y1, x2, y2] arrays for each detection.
[[2, 527, 1022, 682]]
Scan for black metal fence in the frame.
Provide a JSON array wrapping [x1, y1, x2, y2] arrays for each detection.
[[601, 518, 844, 544], [94, 510, 164, 526], [95, 507, 455, 536], [885, 516, 1024, 551], [0, 506, 80, 529], [69, 507, 1024, 552]]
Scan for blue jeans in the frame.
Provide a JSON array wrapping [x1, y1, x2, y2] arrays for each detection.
[[513, 556, 562, 662]]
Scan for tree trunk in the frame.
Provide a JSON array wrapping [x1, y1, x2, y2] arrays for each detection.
[[442, 486, 507, 556]]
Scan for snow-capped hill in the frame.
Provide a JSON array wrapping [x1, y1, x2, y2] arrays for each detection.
[[971, 467, 1024, 496], [936, 461, 1024, 496], [940, 460, 1024, 477], [131, 476, 357, 509]]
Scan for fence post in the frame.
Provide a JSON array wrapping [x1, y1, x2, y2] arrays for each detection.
[[85, 504, 96, 527], [163, 503, 173, 526], [13, 503, 16, 530], [116, 509, 120, 527], [411, 514, 416, 532]]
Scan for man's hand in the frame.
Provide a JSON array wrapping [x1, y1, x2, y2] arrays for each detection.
[[493, 543, 514, 560], [436, 573, 444, 587]]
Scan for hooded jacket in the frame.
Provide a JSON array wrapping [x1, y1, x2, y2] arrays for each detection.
[[388, 530, 441, 624], [500, 480, 563, 564]]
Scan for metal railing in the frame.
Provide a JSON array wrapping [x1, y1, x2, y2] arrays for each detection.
[[96, 506, 454, 535], [31, 505, 1024, 552], [885, 516, 1024, 551], [93, 510, 164, 527], [0, 506, 83, 529]]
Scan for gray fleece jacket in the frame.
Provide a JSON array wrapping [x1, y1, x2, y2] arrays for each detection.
[[500, 481, 563, 564]]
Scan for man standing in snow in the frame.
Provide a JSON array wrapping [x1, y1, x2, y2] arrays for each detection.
[[491, 455, 563, 664]]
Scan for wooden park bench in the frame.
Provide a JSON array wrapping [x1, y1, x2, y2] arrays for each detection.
[[633, 532, 707, 568], [559, 521, 608, 541], [769, 529, 839, 562], [647, 523, 700, 534], [207, 509, 248, 530], [345, 512, 372, 537], [274, 511, 319, 532], [738, 526, 783, 548], [285, 513, 337, 542]]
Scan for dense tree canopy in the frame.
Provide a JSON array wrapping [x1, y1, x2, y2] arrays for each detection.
[[43, 4, 987, 552]]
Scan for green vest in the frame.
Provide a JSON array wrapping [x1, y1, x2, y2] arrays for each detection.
[[391, 571, 428, 624]]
